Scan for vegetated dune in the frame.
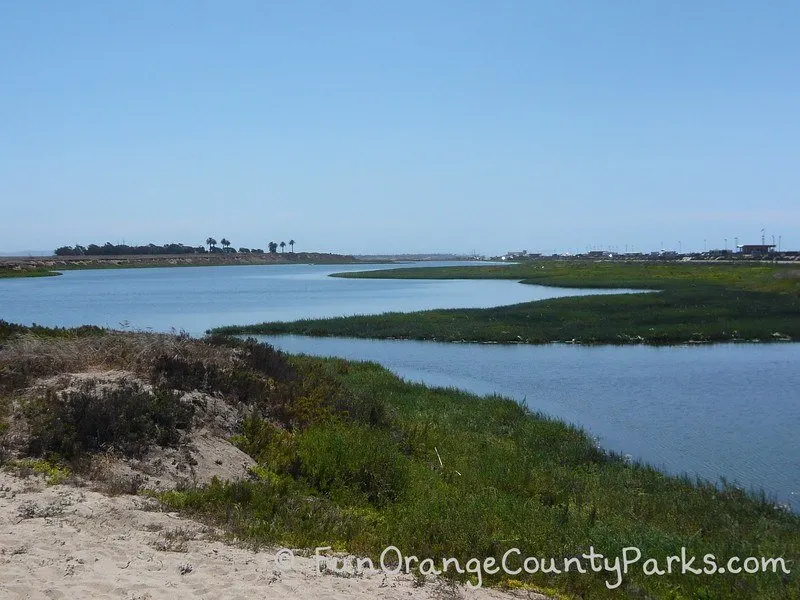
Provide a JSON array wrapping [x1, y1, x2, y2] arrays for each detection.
[[0, 330, 538, 599]]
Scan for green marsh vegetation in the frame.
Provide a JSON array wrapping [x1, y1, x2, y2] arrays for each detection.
[[1, 323, 796, 598], [0, 267, 59, 279], [216, 261, 800, 344]]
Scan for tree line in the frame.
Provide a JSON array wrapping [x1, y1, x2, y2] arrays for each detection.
[[55, 238, 297, 256], [205, 238, 295, 254]]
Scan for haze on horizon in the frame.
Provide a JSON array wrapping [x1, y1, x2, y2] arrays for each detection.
[[1, 1, 798, 256]]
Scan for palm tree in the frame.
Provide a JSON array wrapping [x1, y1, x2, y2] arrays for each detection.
[[268, 241, 278, 253], [289, 239, 295, 253], [221, 238, 230, 251], [280, 241, 286, 253], [205, 237, 217, 251]]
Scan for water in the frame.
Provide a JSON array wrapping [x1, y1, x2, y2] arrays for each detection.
[[0, 262, 639, 335], [1, 262, 797, 510], [254, 335, 800, 511]]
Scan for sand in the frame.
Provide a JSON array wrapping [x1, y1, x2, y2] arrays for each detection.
[[0, 472, 549, 600]]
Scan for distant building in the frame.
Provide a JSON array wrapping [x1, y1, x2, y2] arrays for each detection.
[[738, 244, 775, 254]]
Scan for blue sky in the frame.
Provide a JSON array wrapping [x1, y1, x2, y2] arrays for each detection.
[[1, 1, 798, 255]]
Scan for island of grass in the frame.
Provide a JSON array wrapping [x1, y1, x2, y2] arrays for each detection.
[[0, 321, 797, 599], [0, 267, 61, 279], [214, 261, 800, 344]]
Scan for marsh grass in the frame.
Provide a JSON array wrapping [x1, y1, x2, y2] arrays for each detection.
[[332, 261, 800, 294], [0, 268, 59, 279], [215, 262, 800, 344]]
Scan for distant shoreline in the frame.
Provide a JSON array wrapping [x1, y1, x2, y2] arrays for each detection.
[[0, 252, 381, 278]]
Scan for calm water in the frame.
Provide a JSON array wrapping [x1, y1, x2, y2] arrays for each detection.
[[0, 262, 638, 335], [255, 335, 800, 511], [1, 262, 797, 510]]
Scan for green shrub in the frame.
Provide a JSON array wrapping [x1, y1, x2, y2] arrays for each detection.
[[336, 387, 390, 428], [231, 416, 299, 473], [297, 424, 408, 506]]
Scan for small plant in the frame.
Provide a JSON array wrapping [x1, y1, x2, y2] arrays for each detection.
[[4, 458, 70, 485], [153, 527, 195, 552]]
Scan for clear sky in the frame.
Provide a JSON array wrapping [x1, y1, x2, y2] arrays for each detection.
[[1, 1, 798, 255]]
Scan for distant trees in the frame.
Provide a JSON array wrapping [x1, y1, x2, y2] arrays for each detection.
[[206, 237, 238, 253], [54, 245, 87, 256], [53, 237, 296, 258], [265, 239, 297, 255], [55, 242, 205, 256]]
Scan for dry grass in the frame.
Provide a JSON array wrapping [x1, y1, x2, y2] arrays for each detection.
[[0, 332, 246, 392]]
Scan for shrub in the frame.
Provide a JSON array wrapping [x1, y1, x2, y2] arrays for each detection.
[[25, 379, 194, 459], [151, 354, 224, 393], [336, 388, 390, 428], [151, 354, 271, 404], [297, 424, 407, 506], [207, 335, 295, 382], [231, 416, 299, 474]]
